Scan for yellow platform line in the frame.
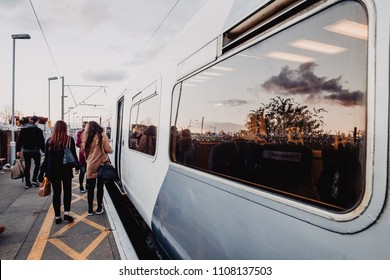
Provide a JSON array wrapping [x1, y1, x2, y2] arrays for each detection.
[[48, 238, 86, 260], [81, 230, 110, 258], [48, 230, 110, 260], [27, 184, 110, 260], [81, 215, 108, 231], [27, 203, 54, 260]]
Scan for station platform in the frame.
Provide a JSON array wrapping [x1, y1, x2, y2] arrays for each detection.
[[0, 166, 137, 260]]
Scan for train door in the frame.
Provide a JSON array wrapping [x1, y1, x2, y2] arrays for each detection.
[[115, 97, 124, 178]]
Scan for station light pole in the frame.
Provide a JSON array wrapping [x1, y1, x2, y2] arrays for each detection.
[[10, 33, 30, 165], [61, 76, 65, 120], [48, 76, 58, 125]]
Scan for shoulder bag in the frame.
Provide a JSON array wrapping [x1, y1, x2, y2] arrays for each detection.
[[63, 137, 78, 168], [97, 140, 119, 183], [11, 158, 25, 180], [98, 162, 119, 183]]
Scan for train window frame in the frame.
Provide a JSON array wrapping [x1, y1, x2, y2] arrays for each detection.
[[128, 82, 159, 157], [169, 0, 382, 229]]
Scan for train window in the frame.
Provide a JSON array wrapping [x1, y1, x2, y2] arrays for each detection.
[[129, 83, 159, 156], [170, 1, 367, 212]]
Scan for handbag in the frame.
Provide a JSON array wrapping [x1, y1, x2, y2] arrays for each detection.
[[11, 158, 25, 180], [97, 140, 118, 183], [38, 177, 51, 197], [98, 162, 119, 183], [63, 137, 78, 168]]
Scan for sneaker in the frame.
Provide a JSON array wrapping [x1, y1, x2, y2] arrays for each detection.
[[64, 214, 74, 223], [24, 184, 32, 189], [96, 209, 105, 215], [88, 212, 94, 216], [80, 187, 86, 193], [32, 181, 39, 186]]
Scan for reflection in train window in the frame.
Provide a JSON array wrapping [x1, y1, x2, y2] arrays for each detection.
[[170, 2, 367, 212], [129, 83, 159, 156]]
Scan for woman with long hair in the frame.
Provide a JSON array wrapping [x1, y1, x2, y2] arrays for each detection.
[[82, 121, 113, 215], [39, 120, 79, 224]]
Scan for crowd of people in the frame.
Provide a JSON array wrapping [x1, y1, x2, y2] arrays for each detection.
[[13, 116, 113, 225]]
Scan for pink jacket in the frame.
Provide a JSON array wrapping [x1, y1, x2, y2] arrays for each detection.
[[82, 132, 113, 179]]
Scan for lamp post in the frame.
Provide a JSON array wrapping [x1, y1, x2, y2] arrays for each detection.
[[61, 76, 65, 121], [48, 77, 58, 124], [10, 33, 30, 165]]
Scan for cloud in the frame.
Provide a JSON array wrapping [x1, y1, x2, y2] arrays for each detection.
[[324, 90, 365, 106], [261, 62, 364, 106], [82, 68, 126, 83], [0, 0, 24, 9], [211, 99, 249, 107], [80, 1, 110, 30]]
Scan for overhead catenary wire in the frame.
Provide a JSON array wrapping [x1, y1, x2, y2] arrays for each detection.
[[29, 0, 181, 89], [29, 0, 182, 117], [29, 0, 110, 118], [65, 85, 108, 113], [65, 85, 78, 107], [116, 0, 181, 87], [29, 0, 61, 77], [64, 87, 106, 115]]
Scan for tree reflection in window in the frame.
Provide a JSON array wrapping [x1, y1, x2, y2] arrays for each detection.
[[246, 95, 326, 143], [170, 1, 367, 211]]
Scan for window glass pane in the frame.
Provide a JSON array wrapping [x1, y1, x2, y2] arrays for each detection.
[[170, 1, 367, 211], [129, 94, 159, 155], [129, 105, 139, 149]]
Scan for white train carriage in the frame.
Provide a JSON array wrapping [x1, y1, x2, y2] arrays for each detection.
[[107, 0, 390, 259]]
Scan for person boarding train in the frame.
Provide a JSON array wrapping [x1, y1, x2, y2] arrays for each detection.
[[81, 121, 113, 216]]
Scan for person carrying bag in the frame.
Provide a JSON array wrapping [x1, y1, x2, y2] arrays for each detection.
[[39, 120, 79, 224], [81, 121, 113, 216], [16, 115, 45, 188]]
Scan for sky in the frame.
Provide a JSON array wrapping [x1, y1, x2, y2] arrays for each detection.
[[0, 0, 207, 127]]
